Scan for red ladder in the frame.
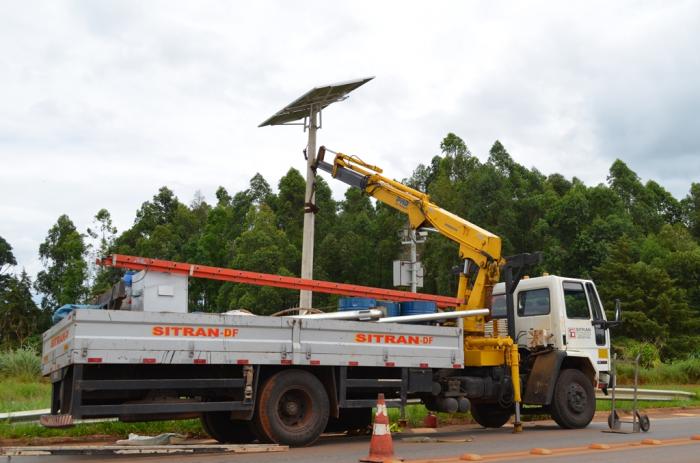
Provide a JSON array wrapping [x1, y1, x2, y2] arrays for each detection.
[[99, 254, 461, 308]]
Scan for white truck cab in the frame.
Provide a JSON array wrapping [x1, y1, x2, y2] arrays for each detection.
[[454, 275, 617, 430], [492, 275, 611, 387]]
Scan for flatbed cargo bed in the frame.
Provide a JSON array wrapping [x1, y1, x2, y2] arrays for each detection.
[[42, 310, 464, 377]]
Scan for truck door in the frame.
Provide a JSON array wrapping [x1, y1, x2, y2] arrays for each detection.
[[562, 281, 603, 361], [584, 282, 607, 347]]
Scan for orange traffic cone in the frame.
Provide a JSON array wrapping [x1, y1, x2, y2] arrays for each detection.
[[360, 393, 402, 463]]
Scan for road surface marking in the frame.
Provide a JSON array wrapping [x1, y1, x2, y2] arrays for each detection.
[[403, 436, 700, 462]]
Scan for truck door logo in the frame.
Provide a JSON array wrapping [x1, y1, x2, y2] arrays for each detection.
[[568, 327, 592, 339]]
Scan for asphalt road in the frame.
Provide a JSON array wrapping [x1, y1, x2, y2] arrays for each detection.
[[6, 411, 700, 463]]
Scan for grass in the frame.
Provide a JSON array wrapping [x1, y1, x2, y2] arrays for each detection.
[[0, 348, 41, 382], [0, 419, 205, 441], [387, 405, 470, 428], [0, 379, 51, 413], [616, 357, 700, 384], [595, 384, 700, 412]]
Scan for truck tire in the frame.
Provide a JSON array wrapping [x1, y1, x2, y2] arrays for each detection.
[[200, 411, 256, 443], [253, 369, 329, 447], [470, 403, 512, 428], [550, 369, 595, 429]]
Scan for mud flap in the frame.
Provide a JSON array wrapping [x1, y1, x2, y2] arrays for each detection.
[[40, 414, 74, 428], [523, 351, 566, 405]]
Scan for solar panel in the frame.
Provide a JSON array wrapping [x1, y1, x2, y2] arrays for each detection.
[[258, 76, 374, 127]]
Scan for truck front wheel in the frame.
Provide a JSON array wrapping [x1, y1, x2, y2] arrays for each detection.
[[200, 411, 256, 443], [470, 403, 512, 428], [550, 369, 595, 429], [254, 369, 329, 447]]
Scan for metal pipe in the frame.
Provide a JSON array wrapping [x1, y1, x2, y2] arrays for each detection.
[[291, 309, 384, 320], [376, 308, 489, 324]]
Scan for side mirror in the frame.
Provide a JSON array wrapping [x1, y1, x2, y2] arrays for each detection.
[[592, 299, 622, 330]]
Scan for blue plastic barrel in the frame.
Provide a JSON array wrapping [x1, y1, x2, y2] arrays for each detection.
[[122, 270, 135, 287], [377, 301, 401, 317], [338, 297, 377, 311], [400, 300, 437, 316]]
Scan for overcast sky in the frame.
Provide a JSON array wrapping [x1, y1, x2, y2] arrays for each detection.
[[1, 1, 699, 278]]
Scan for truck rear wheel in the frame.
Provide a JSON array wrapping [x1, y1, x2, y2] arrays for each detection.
[[200, 411, 256, 443], [253, 369, 329, 447], [470, 403, 512, 428], [550, 369, 595, 429]]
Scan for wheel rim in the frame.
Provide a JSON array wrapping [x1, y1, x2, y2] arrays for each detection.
[[277, 388, 313, 429], [566, 382, 587, 413]]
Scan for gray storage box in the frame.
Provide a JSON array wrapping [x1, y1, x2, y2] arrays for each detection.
[[130, 270, 188, 313]]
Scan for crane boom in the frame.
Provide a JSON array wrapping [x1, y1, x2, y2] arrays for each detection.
[[315, 146, 503, 335], [315, 145, 530, 431]]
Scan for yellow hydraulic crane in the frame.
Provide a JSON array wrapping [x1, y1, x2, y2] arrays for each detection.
[[315, 146, 529, 431]]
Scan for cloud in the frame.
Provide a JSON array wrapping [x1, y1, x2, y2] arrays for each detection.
[[0, 0, 698, 278]]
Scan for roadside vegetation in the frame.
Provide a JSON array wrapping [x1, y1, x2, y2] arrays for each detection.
[[614, 340, 700, 384]]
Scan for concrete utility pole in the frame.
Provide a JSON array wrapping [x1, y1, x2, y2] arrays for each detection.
[[299, 109, 317, 310], [258, 77, 374, 311]]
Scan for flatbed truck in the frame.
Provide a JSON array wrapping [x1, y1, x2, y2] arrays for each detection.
[[40, 148, 620, 446]]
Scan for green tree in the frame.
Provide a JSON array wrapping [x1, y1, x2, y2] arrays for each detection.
[[87, 209, 118, 296], [0, 235, 17, 279], [216, 205, 299, 314], [440, 132, 469, 157], [215, 186, 232, 207], [191, 189, 252, 311], [35, 215, 88, 310], [248, 173, 273, 206], [0, 270, 44, 348], [607, 159, 643, 212], [682, 183, 700, 240], [592, 235, 699, 358], [272, 168, 306, 248]]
